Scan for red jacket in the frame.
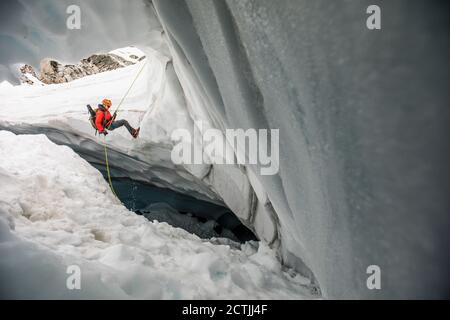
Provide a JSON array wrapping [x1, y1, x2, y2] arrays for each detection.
[[95, 105, 113, 133]]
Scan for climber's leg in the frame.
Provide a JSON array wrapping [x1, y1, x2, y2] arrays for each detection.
[[109, 119, 135, 136]]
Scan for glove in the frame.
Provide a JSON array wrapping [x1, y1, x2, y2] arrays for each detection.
[[101, 130, 108, 136], [112, 112, 117, 121]]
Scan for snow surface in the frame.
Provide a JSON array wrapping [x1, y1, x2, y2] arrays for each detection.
[[0, 81, 13, 91], [109, 47, 147, 64], [0, 130, 315, 299], [21, 72, 45, 86]]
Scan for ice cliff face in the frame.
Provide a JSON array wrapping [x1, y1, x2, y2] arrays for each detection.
[[151, 0, 450, 299], [0, 0, 449, 299]]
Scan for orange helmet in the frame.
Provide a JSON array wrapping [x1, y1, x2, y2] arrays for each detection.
[[102, 98, 112, 108]]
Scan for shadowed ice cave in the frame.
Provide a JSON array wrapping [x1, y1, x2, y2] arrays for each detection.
[[100, 175, 257, 243]]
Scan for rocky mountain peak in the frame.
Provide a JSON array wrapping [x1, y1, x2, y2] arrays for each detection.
[[19, 49, 145, 85]]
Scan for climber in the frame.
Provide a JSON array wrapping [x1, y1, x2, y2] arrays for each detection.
[[93, 98, 140, 138]]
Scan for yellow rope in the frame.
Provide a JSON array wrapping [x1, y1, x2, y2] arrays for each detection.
[[108, 59, 148, 128], [103, 137, 119, 199], [102, 59, 147, 199]]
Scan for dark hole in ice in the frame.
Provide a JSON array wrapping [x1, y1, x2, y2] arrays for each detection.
[[104, 177, 257, 243]]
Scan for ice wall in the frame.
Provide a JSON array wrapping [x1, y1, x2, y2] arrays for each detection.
[[152, 0, 450, 298]]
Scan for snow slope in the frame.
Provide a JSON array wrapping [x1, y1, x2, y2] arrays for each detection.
[[0, 130, 315, 299]]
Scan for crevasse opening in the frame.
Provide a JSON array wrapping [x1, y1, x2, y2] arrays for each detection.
[[103, 175, 257, 243]]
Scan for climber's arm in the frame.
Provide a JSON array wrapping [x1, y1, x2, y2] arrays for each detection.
[[95, 111, 105, 132]]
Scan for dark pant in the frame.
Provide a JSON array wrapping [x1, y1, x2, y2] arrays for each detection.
[[109, 119, 134, 135]]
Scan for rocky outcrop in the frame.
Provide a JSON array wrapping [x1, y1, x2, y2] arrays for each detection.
[[20, 52, 145, 85], [19, 64, 40, 85]]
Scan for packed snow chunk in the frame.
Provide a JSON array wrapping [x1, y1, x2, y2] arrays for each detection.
[[0, 80, 14, 93], [0, 131, 315, 299], [109, 47, 147, 64]]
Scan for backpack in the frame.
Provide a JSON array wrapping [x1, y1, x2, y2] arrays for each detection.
[[87, 104, 99, 135]]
